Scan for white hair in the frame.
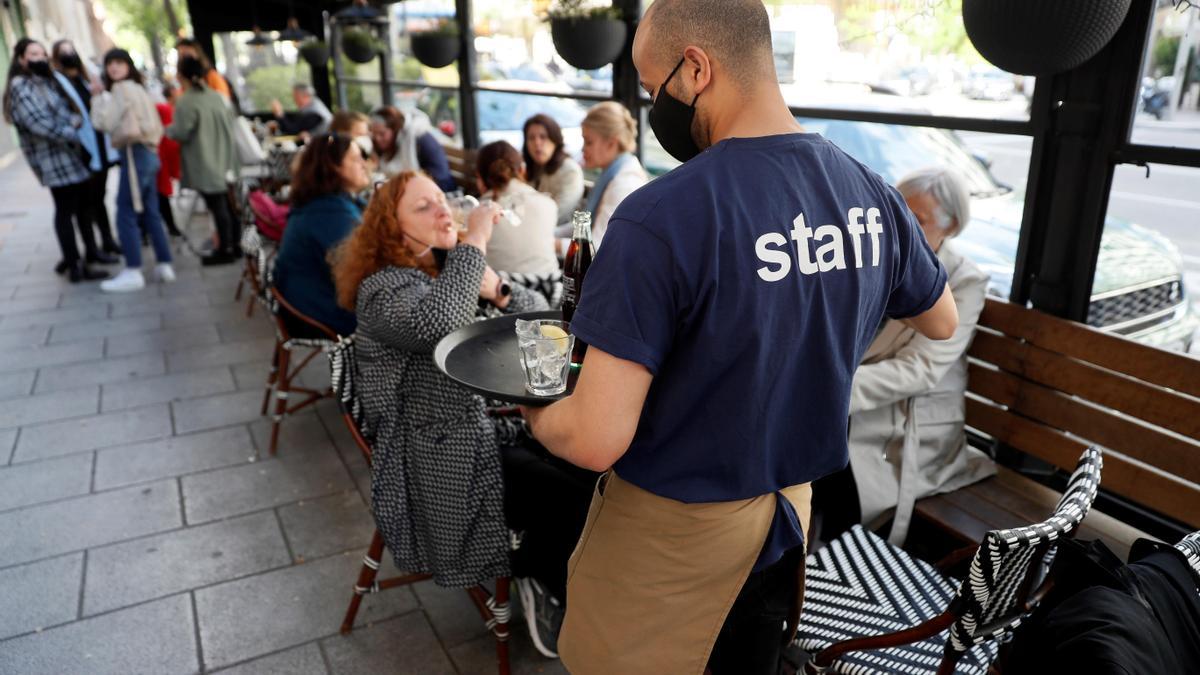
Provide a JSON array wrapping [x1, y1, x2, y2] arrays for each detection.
[[896, 167, 971, 237]]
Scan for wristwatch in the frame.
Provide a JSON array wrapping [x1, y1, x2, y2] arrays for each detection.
[[496, 279, 512, 298]]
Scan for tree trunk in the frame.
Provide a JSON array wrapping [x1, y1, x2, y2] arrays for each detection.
[[148, 31, 164, 77], [163, 0, 181, 39]]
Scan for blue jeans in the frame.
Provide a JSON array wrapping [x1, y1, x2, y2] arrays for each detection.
[[116, 144, 172, 268]]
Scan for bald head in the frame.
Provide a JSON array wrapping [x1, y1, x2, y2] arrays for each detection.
[[639, 0, 775, 86]]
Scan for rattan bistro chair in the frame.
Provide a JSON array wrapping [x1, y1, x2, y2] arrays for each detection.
[[800, 447, 1104, 675], [261, 287, 338, 455], [328, 337, 513, 674], [235, 226, 273, 317]]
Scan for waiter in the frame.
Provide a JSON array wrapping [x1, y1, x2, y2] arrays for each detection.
[[521, 1, 959, 672]]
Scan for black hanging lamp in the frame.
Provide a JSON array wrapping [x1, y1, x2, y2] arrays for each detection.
[[962, 0, 1132, 76]]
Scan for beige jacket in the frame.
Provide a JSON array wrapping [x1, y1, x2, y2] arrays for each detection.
[[481, 180, 560, 276], [847, 240, 995, 545], [91, 81, 164, 213]]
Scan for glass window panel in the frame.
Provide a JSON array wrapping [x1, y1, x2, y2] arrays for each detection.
[[392, 0, 461, 87], [1129, 3, 1200, 150], [1092, 163, 1200, 354], [470, 0, 613, 96], [400, 86, 463, 145], [474, 90, 594, 159], [213, 32, 316, 114]]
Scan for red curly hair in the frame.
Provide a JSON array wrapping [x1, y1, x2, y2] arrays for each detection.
[[331, 171, 454, 311]]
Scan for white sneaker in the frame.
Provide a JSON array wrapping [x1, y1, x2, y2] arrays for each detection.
[[99, 268, 146, 293], [155, 263, 177, 283], [514, 577, 561, 659]]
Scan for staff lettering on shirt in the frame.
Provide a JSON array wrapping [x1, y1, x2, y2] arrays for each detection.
[[755, 207, 884, 282]]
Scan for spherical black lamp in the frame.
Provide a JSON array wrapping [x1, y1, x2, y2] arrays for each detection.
[[963, 0, 1132, 76]]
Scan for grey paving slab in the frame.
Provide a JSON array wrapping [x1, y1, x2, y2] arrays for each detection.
[[105, 324, 222, 358], [0, 386, 97, 430], [108, 293, 211, 318], [0, 338, 104, 373], [0, 369, 36, 400], [0, 305, 109, 332], [248, 409, 335, 457], [229, 359, 273, 392], [449, 629, 569, 675], [182, 440, 353, 523], [33, 352, 166, 394], [47, 313, 163, 345], [101, 367, 236, 412], [0, 452, 93, 512], [172, 388, 273, 435], [195, 550, 419, 670], [412, 580, 495, 649], [278, 490, 374, 562], [216, 316, 275, 344], [322, 611, 456, 675], [0, 594, 198, 675], [84, 511, 291, 616], [94, 426, 256, 490], [0, 294, 62, 316], [163, 303, 259, 330], [13, 404, 172, 463], [212, 643, 328, 675], [0, 553, 83, 640], [0, 325, 48, 350], [0, 428, 15, 464], [167, 336, 276, 373], [0, 479, 180, 568]]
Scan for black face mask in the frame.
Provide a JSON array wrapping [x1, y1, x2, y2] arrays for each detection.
[[27, 60, 52, 78], [59, 53, 83, 70], [648, 57, 702, 163]]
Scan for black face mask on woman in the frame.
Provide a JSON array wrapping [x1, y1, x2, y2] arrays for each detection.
[[27, 60, 52, 78], [58, 53, 83, 71], [648, 56, 702, 163]]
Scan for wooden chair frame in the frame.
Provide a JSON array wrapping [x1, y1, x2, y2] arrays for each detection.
[[262, 288, 337, 455]]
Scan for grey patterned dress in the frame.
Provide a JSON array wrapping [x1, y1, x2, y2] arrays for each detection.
[[355, 244, 548, 587]]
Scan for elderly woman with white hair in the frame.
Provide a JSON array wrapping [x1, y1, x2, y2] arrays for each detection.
[[821, 167, 996, 546]]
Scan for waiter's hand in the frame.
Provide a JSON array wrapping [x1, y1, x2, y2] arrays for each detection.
[[521, 346, 652, 472]]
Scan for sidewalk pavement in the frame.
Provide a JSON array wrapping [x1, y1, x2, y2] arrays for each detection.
[[0, 162, 565, 675]]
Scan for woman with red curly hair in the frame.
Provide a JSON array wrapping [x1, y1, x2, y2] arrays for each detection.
[[331, 173, 594, 658]]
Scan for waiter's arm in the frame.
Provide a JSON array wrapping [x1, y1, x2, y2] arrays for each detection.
[[522, 347, 653, 472], [901, 283, 957, 340]]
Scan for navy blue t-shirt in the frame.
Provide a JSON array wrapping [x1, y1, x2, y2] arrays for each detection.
[[569, 133, 947, 570]]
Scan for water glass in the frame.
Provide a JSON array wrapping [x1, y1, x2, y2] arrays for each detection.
[[515, 319, 574, 396]]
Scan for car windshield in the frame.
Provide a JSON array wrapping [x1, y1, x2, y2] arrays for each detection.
[[796, 118, 1006, 197]]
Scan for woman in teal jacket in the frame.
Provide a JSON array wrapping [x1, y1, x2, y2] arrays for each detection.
[[272, 133, 371, 337]]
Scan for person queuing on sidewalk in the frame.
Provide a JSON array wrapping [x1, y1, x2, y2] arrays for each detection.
[[50, 39, 121, 260], [90, 48, 176, 293], [522, 113, 584, 227], [166, 55, 240, 266], [154, 80, 184, 238], [520, 1, 958, 673], [2, 37, 108, 282]]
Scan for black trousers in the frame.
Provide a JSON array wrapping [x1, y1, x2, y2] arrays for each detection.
[[201, 190, 238, 253], [811, 463, 861, 544], [49, 180, 98, 266], [87, 167, 118, 249], [709, 545, 806, 675], [158, 192, 181, 236], [500, 442, 598, 602]]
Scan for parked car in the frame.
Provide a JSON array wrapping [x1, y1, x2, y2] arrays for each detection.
[[963, 67, 1015, 101], [643, 118, 1197, 351]]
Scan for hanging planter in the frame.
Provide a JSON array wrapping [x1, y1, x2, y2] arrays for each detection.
[[341, 27, 381, 64], [298, 39, 330, 68], [963, 0, 1132, 76], [410, 19, 460, 69], [546, 2, 626, 71]]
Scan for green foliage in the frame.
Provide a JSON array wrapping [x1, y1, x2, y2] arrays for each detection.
[[341, 27, 383, 54], [1153, 35, 1181, 77], [546, 0, 622, 21], [244, 62, 313, 112], [297, 39, 330, 66], [837, 0, 974, 62], [101, 0, 191, 62]]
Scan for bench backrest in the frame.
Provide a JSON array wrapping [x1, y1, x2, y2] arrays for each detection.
[[966, 298, 1200, 528], [442, 145, 477, 194]]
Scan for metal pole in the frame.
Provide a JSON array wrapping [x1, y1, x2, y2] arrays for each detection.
[[611, 0, 644, 159], [455, 0, 479, 149], [331, 22, 347, 111], [379, 16, 394, 108]]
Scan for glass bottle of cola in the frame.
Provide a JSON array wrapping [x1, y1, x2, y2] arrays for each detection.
[[561, 210, 594, 365]]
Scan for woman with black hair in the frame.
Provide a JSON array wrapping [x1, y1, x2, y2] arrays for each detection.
[[2, 37, 107, 282], [51, 39, 121, 259], [522, 114, 583, 226], [90, 48, 175, 292], [166, 55, 240, 265]]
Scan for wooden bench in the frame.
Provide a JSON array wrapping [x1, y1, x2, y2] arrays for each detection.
[[915, 298, 1200, 561], [442, 145, 477, 194]]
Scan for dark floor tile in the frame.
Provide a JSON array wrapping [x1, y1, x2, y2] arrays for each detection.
[[102, 367, 235, 412], [33, 352, 166, 394], [323, 611, 456, 675], [0, 553, 83, 640], [0, 479, 181, 568], [0, 594, 198, 675], [84, 511, 291, 616], [195, 551, 418, 670], [13, 404, 171, 463], [0, 452, 92, 512]]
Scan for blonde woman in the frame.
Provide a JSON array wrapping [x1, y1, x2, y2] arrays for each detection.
[[560, 101, 647, 251]]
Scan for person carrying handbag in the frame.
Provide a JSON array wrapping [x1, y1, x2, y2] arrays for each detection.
[[90, 48, 175, 292]]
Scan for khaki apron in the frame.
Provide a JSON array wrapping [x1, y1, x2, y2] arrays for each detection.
[[559, 472, 812, 675]]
